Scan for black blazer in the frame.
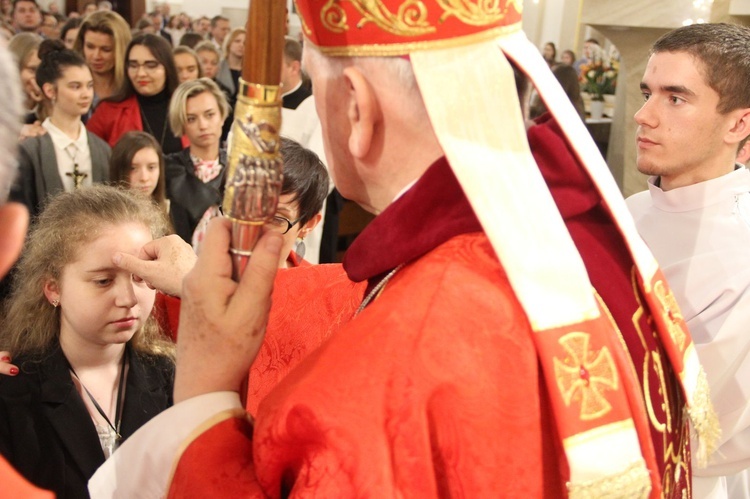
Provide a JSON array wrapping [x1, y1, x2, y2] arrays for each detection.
[[165, 147, 227, 244], [0, 344, 173, 498], [10, 132, 111, 218]]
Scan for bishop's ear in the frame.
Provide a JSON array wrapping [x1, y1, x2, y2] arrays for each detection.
[[343, 66, 381, 159]]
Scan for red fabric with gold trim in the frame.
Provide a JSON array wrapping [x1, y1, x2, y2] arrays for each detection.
[[535, 312, 640, 438], [294, 0, 521, 56], [639, 269, 691, 375], [532, 303, 662, 498], [529, 115, 690, 496]]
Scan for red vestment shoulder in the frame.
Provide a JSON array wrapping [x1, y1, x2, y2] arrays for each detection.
[[168, 233, 563, 497], [0, 455, 53, 499]]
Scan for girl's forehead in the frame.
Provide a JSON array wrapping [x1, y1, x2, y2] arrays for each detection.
[[70, 222, 152, 262]]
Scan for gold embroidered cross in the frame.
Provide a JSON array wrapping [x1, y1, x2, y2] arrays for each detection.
[[654, 280, 687, 351], [554, 332, 618, 420]]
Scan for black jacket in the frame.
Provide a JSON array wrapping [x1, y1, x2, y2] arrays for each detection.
[[165, 147, 227, 244], [0, 344, 173, 498]]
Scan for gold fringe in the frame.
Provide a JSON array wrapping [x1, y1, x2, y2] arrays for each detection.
[[567, 461, 652, 499], [688, 366, 721, 468]]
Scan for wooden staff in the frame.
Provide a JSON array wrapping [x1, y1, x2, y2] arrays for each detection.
[[222, 0, 287, 280]]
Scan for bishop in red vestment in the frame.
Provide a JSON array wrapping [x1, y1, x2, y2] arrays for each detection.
[[90, 1, 717, 497]]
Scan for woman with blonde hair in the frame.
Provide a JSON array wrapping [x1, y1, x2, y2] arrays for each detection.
[[8, 32, 45, 122], [165, 77, 228, 245], [73, 10, 131, 104], [193, 40, 220, 80], [0, 185, 174, 497], [0, 0, 12, 22], [215, 27, 244, 105], [172, 45, 202, 83]]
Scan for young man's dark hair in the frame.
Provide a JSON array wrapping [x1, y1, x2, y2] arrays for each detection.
[[210, 15, 228, 28], [651, 22, 750, 118]]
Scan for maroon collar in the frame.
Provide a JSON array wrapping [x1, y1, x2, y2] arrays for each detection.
[[343, 115, 601, 286], [343, 157, 482, 284], [529, 113, 600, 219]]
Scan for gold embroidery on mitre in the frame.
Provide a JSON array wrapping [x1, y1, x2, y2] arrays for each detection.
[[313, 23, 519, 57], [321, 0, 434, 36], [321, 0, 349, 34], [653, 280, 687, 351], [436, 0, 519, 26], [554, 332, 619, 421]]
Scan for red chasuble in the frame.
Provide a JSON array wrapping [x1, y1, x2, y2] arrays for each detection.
[[152, 252, 314, 345], [529, 115, 690, 497], [168, 117, 688, 497], [0, 455, 53, 499]]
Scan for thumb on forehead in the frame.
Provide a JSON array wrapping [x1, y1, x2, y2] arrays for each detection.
[[112, 251, 149, 276]]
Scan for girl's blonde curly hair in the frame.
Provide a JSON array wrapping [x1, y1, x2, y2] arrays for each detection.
[[1, 185, 174, 361]]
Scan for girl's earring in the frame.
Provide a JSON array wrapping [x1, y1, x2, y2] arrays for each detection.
[[51, 299, 59, 308]]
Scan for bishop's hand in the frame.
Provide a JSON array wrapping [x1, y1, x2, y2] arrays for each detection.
[[173, 217, 282, 403]]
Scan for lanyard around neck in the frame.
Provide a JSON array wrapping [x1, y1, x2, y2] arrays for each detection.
[[68, 348, 128, 441]]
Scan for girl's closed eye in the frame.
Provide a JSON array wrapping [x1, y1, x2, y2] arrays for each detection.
[[93, 277, 113, 287]]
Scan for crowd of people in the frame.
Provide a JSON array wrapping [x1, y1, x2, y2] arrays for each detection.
[[0, 3, 329, 495], [1, 0, 326, 256], [0, 0, 748, 497]]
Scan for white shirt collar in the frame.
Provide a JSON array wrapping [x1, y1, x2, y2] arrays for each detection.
[[42, 118, 87, 150], [648, 166, 750, 212]]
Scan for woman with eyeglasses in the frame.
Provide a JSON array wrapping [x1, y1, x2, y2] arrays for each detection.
[[87, 34, 186, 155], [8, 32, 45, 124], [270, 137, 328, 267]]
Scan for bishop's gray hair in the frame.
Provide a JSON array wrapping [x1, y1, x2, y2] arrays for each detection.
[[302, 42, 426, 123]]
